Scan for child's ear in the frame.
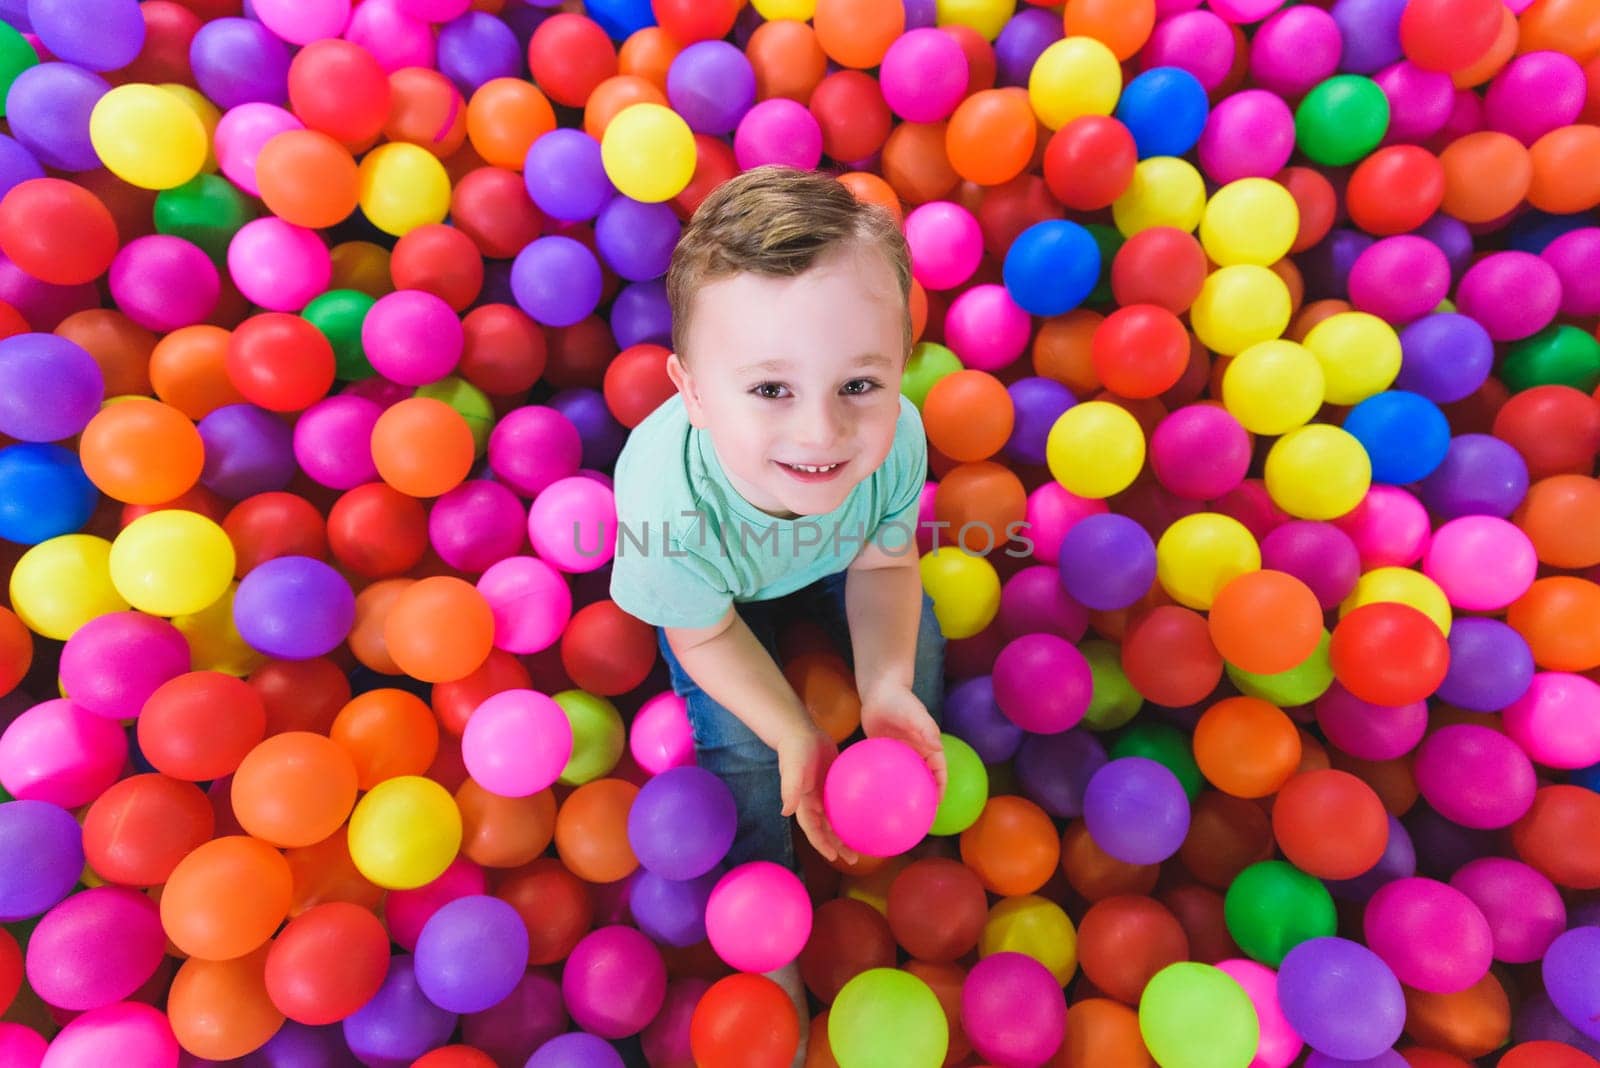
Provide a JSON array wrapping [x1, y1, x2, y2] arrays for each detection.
[[666, 352, 708, 427]]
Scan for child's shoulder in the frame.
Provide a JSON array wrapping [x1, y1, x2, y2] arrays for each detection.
[[613, 393, 690, 494]]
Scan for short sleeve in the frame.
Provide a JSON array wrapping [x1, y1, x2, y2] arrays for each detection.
[[609, 535, 733, 630], [870, 395, 929, 538]]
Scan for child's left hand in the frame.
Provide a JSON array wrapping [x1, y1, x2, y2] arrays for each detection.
[[860, 687, 948, 798]]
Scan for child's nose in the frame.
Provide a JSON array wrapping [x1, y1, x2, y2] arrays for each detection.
[[792, 398, 846, 449]]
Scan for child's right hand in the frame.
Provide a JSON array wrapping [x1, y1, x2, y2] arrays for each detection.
[[777, 724, 858, 866]]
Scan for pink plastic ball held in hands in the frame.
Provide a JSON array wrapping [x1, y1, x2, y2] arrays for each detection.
[[823, 737, 938, 858]]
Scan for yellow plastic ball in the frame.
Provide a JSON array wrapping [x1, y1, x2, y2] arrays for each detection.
[[1027, 37, 1122, 130], [751, 0, 816, 18], [347, 775, 463, 891], [1222, 340, 1326, 436], [158, 84, 221, 174], [980, 894, 1078, 986], [173, 583, 267, 677], [1199, 178, 1299, 267], [89, 84, 209, 191], [937, 0, 1017, 41], [600, 103, 696, 205], [1302, 312, 1403, 406], [1263, 425, 1373, 521], [1111, 156, 1206, 237], [1189, 264, 1292, 357], [1046, 401, 1145, 500], [1342, 566, 1453, 637], [1156, 513, 1261, 611], [358, 142, 451, 237], [9, 535, 129, 641], [108, 510, 236, 618], [919, 547, 1001, 640]]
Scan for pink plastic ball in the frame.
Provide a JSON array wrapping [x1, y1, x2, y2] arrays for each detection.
[[998, 565, 1088, 643], [475, 555, 572, 655], [1249, 6, 1340, 98], [39, 1001, 178, 1068], [429, 480, 526, 574], [1216, 959, 1302, 1068], [1422, 515, 1537, 611], [488, 406, 583, 498], [879, 28, 969, 123], [343, 0, 435, 72], [227, 217, 331, 313], [528, 476, 616, 573], [629, 692, 694, 776], [1149, 404, 1251, 501], [0, 700, 128, 809], [1313, 682, 1427, 762], [1260, 521, 1361, 610], [641, 977, 709, 1068], [395, 0, 472, 19], [1208, 0, 1286, 20], [214, 103, 304, 198], [1363, 877, 1493, 994], [362, 290, 464, 386], [1347, 235, 1450, 325], [562, 926, 667, 1040], [1438, 87, 1486, 143], [1412, 724, 1536, 830], [1449, 857, 1566, 965], [1456, 251, 1562, 342], [58, 612, 189, 720], [1195, 89, 1296, 183], [1333, 485, 1431, 570], [992, 633, 1092, 733], [903, 201, 983, 292], [961, 952, 1067, 1068], [25, 887, 164, 1011], [1541, 228, 1600, 317], [822, 737, 938, 858], [1374, 60, 1455, 145], [1484, 50, 1586, 146], [462, 688, 573, 797], [942, 284, 1030, 372], [0, 1023, 44, 1068], [293, 394, 382, 490], [1503, 672, 1600, 770], [1024, 482, 1107, 566], [106, 236, 219, 333], [733, 99, 822, 171], [705, 861, 813, 973], [384, 856, 487, 952], [1142, 11, 1235, 92], [253, 0, 351, 44]]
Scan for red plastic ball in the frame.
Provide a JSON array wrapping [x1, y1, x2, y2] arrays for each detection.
[[325, 483, 429, 579], [603, 343, 675, 429], [287, 39, 391, 147], [809, 70, 894, 165], [225, 313, 336, 413], [653, 0, 740, 44], [1329, 602, 1450, 707], [1092, 305, 1190, 399], [1111, 228, 1208, 314], [390, 225, 485, 313], [450, 167, 546, 261], [1043, 116, 1137, 211], [459, 304, 547, 398], [527, 14, 619, 109], [122, 1, 201, 87], [1346, 146, 1446, 236], [0, 178, 119, 286], [560, 600, 658, 696], [222, 492, 329, 579]]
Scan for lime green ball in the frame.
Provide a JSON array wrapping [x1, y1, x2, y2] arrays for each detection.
[[417, 376, 495, 456], [0, 25, 37, 116], [829, 968, 949, 1068], [930, 733, 988, 836], [554, 690, 625, 786], [1227, 630, 1333, 707], [1110, 722, 1203, 802], [1295, 75, 1390, 167], [153, 174, 256, 264], [1139, 962, 1259, 1068], [1224, 860, 1337, 968], [902, 342, 963, 410], [1081, 640, 1141, 731], [1085, 223, 1124, 305], [1501, 324, 1600, 394], [303, 290, 377, 381]]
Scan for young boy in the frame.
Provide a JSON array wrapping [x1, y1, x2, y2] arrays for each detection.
[[608, 166, 948, 1040]]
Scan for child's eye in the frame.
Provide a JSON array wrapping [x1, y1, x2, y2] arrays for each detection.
[[752, 382, 789, 399], [841, 378, 881, 396]]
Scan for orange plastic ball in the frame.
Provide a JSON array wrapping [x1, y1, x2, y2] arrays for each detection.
[[370, 397, 476, 499], [1192, 696, 1302, 799], [230, 732, 360, 849], [161, 836, 294, 961], [1207, 569, 1322, 675], [922, 369, 1015, 462], [384, 576, 496, 684], [1271, 769, 1388, 880], [78, 397, 205, 505], [554, 778, 640, 884], [959, 795, 1061, 896]]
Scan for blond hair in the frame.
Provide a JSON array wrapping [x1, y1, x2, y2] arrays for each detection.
[[666, 165, 912, 358]]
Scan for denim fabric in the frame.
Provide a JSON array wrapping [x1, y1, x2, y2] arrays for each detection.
[[655, 568, 946, 872]]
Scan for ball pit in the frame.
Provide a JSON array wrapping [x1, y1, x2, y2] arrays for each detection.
[[0, 0, 1594, 1064]]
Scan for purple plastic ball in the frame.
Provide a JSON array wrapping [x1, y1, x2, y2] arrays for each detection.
[[595, 196, 680, 282], [0, 332, 103, 443], [526, 1032, 625, 1068], [1003, 377, 1075, 467], [1300, 228, 1376, 301], [197, 403, 297, 500], [1013, 728, 1107, 819], [1331, 0, 1405, 74], [436, 11, 521, 95], [233, 555, 356, 660], [609, 278, 672, 349], [994, 9, 1062, 89], [1456, 251, 1563, 342], [189, 17, 291, 109], [1347, 236, 1449, 325], [1436, 617, 1534, 712], [548, 388, 628, 472], [0, 800, 85, 921], [1543, 926, 1600, 1043], [1394, 313, 1494, 403], [943, 675, 1023, 764], [461, 970, 567, 1068], [512, 236, 603, 328], [626, 765, 738, 881], [1403, 802, 1496, 882], [27, 0, 144, 72], [523, 129, 612, 223], [666, 40, 756, 136], [4, 62, 108, 173], [1414, 214, 1475, 280], [1515, 992, 1600, 1058], [1057, 513, 1157, 611], [342, 956, 457, 1067], [1276, 937, 1405, 1061], [1416, 433, 1529, 519], [628, 866, 719, 948], [248, 1021, 358, 1067], [414, 894, 530, 1014], [1082, 756, 1190, 865]]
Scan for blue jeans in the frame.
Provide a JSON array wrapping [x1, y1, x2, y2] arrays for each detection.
[[655, 569, 946, 872]]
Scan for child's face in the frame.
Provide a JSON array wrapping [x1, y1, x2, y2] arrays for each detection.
[[667, 241, 907, 519]]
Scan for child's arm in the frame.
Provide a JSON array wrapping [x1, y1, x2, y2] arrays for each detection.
[[664, 611, 858, 864], [846, 541, 949, 795]]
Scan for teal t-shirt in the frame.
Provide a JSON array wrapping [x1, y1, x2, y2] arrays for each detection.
[[608, 392, 928, 629]]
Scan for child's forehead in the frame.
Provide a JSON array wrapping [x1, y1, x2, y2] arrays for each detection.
[[687, 258, 905, 363]]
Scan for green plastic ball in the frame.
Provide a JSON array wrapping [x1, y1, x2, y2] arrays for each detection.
[[553, 689, 625, 786], [0, 24, 37, 116], [303, 289, 377, 381], [1501, 324, 1600, 394], [902, 342, 963, 410], [829, 968, 949, 1068], [153, 174, 256, 264], [1227, 630, 1333, 707], [1295, 75, 1390, 167], [1081, 640, 1141, 731], [929, 733, 988, 836], [1085, 223, 1124, 306], [1224, 860, 1338, 968], [1139, 962, 1259, 1068]]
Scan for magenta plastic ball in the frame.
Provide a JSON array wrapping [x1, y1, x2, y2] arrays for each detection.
[[992, 633, 1092, 733], [1025, 482, 1108, 566], [1334, 485, 1432, 569], [362, 290, 464, 386], [345, 0, 435, 71], [1196, 89, 1296, 183], [213, 103, 304, 197], [1540, 228, 1600, 317], [428, 479, 526, 574], [1422, 514, 1537, 611], [1250, 6, 1342, 97], [1142, 10, 1235, 91], [1216, 958, 1304, 1068], [903, 201, 983, 291], [1503, 672, 1600, 770], [227, 216, 331, 313], [879, 27, 969, 122], [943, 284, 1030, 372], [0, 1023, 44, 1067], [25, 886, 164, 1011], [1260, 520, 1362, 610], [1313, 682, 1427, 762], [0, 699, 128, 809], [1455, 251, 1562, 341], [41, 1001, 178, 1068], [822, 737, 938, 858], [1412, 724, 1536, 830], [461, 969, 567, 1066], [641, 977, 710, 1068], [1373, 60, 1455, 144], [58, 611, 189, 720], [461, 687, 571, 797], [293, 394, 382, 490], [1449, 856, 1566, 965], [961, 952, 1066, 1068], [629, 691, 694, 776], [733, 98, 822, 171], [475, 555, 571, 655], [705, 861, 812, 973], [385, 856, 487, 952], [1149, 404, 1251, 501], [107, 235, 219, 332], [1484, 50, 1586, 146], [1363, 876, 1493, 994], [527, 475, 616, 573], [561, 925, 667, 1040], [1347, 235, 1450, 325], [998, 565, 1088, 643], [488, 405, 583, 497]]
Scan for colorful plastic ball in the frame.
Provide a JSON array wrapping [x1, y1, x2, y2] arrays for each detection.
[[918, 547, 1000, 640], [1003, 377, 1076, 468], [665, 40, 754, 136], [357, 142, 451, 237], [1273, 769, 1389, 881], [829, 968, 948, 1068], [1398, 0, 1502, 73], [1417, 433, 1530, 520], [1330, 600, 1450, 707], [0, 800, 83, 922], [0, 179, 117, 288], [342, 956, 458, 1068], [1083, 757, 1190, 865], [107, 508, 234, 618], [1200, 179, 1299, 270], [5, 61, 110, 175], [361, 290, 462, 388], [1434, 618, 1532, 716], [1138, 962, 1260, 1068], [629, 692, 692, 776], [159, 833, 292, 961], [1347, 235, 1450, 326], [265, 902, 390, 1027], [0, 333, 103, 444], [879, 27, 968, 122], [560, 925, 666, 1042], [1155, 512, 1260, 611], [1057, 513, 1156, 611], [905, 201, 983, 293], [1224, 860, 1337, 969], [961, 952, 1065, 1068], [232, 555, 353, 660], [706, 861, 812, 973], [38, 1002, 179, 1068], [1222, 340, 1325, 436], [1264, 425, 1373, 522], [460, 688, 571, 799], [1043, 115, 1138, 211], [474, 556, 571, 658], [1149, 405, 1249, 503], [1112, 156, 1207, 238], [25, 885, 163, 1011], [58, 610, 188, 720], [824, 737, 938, 859], [1502, 326, 1600, 396], [1028, 36, 1120, 130], [524, 128, 611, 223], [1003, 218, 1101, 317], [1419, 515, 1535, 613], [687, 973, 797, 1068], [1091, 304, 1188, 399], [0, 697, 125, 811], [527, 475, 616, 573], [1189, 264, 1291, 357], [1196, 89, 1297, 185], [511, 236, 603, 330], [1213, 959, 1302, 1068], [1450, 857, 1566, 966], [1504, 673, 1600, 770], [1394, 313, 1494, 404], [628, 765, 737, 880], [1046, 401, 1145, 500], [7, 534, 127, 641], [1275, 938, 1404, 1062], [1115, 66, 1208, 159], [347, 775, 463, 891], [733, 97, 822, 171], [1339, 390, 1450, 486], [214, 102, 304, 199], [1295, 75, 1391, 166], [414, 894, 529, 1015], [1364, 877, 1493, 994], [1541, 228, 1600, 317], [1456, 251, 1562, 342]]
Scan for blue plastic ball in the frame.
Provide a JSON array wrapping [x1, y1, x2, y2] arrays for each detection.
[[1003, 220, 1100, 318], [0, 443, 97, 545], [1114, 67, 1210, 159], [1343, 390, 1451, 485]]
